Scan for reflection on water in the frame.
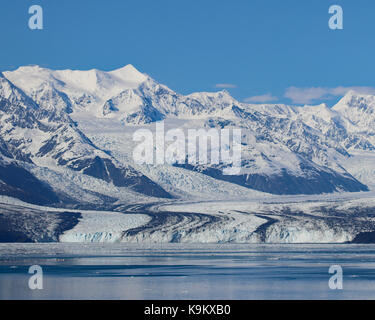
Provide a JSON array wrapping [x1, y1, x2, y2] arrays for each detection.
[[0, 243, 375, 299]]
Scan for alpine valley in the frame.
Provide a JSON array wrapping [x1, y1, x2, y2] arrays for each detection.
[[1, 64, 375, 243]]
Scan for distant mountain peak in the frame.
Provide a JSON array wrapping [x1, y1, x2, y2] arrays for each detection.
[[109, 64, 148, 83], [15, 64, 42, 71], [114, 64, 139, 73], [344, 89, 358, 97], [334, 89, 375, 109], [338, 89, 375, 104]]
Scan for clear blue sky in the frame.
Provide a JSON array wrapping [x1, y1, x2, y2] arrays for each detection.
[[0, 0, 374, 105]]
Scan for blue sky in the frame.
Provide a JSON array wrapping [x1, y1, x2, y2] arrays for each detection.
[[0, 0, 374, 105]]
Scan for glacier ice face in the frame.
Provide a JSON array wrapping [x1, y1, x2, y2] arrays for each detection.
[[60, 211, 151, 243]]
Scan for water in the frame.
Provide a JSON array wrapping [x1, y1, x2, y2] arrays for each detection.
[[1, 243, 375, 300]]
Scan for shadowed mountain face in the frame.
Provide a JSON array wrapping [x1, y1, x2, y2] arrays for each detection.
[[175, 163, 368, 195], [0, 202, 81, 242], [0, 65, 373, 203], [0, 161, 60, 205], [69, 156, 172, 198]]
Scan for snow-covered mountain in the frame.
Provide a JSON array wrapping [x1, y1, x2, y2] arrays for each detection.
[[0, 64, 374, 208], [0, 69, 171, 206]]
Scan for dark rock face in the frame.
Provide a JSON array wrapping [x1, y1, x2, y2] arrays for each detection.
[[351, 231, 375, 243], [102, 99, 119, 116], [124, 103, 165, 125], [175, 163, 368, 195], [0, 162, 60, 205], [0, 203, 81, 242], [68, 156, 173, 198]]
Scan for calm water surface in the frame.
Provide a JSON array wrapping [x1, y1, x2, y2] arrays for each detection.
[[0, 243, 375, 300]]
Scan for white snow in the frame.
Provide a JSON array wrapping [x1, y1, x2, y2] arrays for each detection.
[[60, 211, 150, 243]]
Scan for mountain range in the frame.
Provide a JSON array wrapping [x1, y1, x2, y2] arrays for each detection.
[[0, 64, 374, 209]]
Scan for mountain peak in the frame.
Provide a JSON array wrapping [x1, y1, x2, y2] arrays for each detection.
[[15, 65, 43, 72], [345, 89, 374, 101], [338, 89, 375, 103], [109, 64, 147, 83], [333, 89, 375, 113], [115, 64, 139, 73], [341, 89, 361, 101]]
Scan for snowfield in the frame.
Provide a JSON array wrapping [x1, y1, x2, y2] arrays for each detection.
[[60, 211, 151, 243]]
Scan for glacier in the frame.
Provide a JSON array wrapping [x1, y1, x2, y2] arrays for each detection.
[[1, 191, 375, 244]]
